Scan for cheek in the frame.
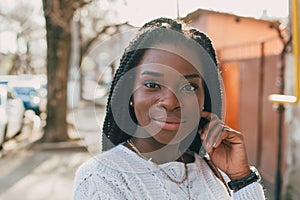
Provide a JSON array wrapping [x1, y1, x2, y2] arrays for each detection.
[[133, 91, 158, 123], [183, 93, 204, 110], [182, 94, 204, 122]]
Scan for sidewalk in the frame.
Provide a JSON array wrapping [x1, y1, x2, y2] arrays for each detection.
[[0, 101, 104, 200]]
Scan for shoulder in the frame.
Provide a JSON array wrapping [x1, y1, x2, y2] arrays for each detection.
[[75, 145, 124, 179], [74, 144, 139, 185], [73, 144, 148, 199]]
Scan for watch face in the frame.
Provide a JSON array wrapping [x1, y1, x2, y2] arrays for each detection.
[[250, 166, 261, 182]]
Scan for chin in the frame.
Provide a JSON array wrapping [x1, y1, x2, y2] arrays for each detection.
[[152, 130, 188, 145]]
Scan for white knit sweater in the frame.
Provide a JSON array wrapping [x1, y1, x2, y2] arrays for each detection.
[[74, 144, 265, 200]]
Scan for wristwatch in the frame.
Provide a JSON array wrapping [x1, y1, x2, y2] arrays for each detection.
[[228, 166, 261, 191]]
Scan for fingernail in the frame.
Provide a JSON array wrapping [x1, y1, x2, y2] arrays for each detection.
[[213, 141, 218, 148]]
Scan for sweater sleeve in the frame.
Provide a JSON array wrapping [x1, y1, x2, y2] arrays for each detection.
[[233, 182, 266, 200]]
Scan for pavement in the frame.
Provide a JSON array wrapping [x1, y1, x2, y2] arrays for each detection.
[[0, 101, 105, 200]]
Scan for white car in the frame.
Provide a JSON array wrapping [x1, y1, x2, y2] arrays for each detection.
[[0, 89, 25, 148], [0, 106, 8, 145]]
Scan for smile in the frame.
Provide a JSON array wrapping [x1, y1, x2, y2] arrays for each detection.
[[152, 118, 186, 131]]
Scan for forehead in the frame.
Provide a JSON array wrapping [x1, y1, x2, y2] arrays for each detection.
[[137, 44, 202, 76]]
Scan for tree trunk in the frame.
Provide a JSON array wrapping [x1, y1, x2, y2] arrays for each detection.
[[41, 0, 71, 142]]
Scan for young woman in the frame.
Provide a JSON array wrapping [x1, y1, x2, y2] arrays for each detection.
[[74, 17, 266, 200]]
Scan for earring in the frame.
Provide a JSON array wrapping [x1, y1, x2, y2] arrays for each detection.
[[130, 101, 133, 106]]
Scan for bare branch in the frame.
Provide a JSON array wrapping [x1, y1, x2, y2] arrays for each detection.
[[81, 23, 128, 56], [72, 0, 91, 10]]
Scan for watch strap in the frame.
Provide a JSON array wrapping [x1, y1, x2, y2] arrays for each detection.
[[228, 166, 261, 191]]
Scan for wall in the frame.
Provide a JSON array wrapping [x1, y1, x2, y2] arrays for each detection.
[[206, 13, 279, 50], [220, 55, 287, 182], [184, 10, 281, 53], [184, 11, 293, 198], [283, 53, 300, 199]]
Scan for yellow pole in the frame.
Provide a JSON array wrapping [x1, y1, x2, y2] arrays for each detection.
[[292, 0, 299, 103], [269, 0, 299, 104]]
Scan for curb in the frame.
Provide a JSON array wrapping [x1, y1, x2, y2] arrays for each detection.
[[30, 140, 87, 151]]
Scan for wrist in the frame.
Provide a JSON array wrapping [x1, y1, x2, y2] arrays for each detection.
[[228, 167, 251, 181], [228, 166, 261, 192]]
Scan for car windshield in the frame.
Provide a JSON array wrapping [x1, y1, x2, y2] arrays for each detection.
[[13, 87, 37, 96]]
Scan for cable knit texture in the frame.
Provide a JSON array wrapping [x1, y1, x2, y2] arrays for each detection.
[[74, 144, 265, 200]]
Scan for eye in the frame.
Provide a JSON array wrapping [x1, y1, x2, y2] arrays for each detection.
[[182, 83, 198, 92], [144, 81, 160, 89]]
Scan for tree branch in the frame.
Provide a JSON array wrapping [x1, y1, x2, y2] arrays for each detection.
[[81, 23, 126, 56]]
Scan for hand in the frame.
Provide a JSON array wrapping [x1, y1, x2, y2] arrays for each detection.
[[199, 112, 251, 180]]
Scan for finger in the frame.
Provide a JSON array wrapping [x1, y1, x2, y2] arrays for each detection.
[[198, 112, 225, 157], [204, 124, 223, 151], [213, 125, 242, 148], [200, 124, 224, 154], [212, 127, 229, 148], [200, 112, 221, 135], [199, 119, 220, 142], [223, 125, 241, 134]]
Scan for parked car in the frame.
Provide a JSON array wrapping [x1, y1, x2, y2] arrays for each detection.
[[5, 91, 25, 138], [0, 106, 7, 146], [0, 82, 8, 146], [0, 85, 25, 148], [12, 86, 41, 115]]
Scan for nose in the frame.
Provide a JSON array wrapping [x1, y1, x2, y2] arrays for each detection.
[[158, 89, 181, 111]]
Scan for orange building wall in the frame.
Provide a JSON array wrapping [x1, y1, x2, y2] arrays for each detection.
[[184, 11, 286, 185], [220, 62, 240, 130], [206, 13, 278, 49], [186, 11, 282, 57]]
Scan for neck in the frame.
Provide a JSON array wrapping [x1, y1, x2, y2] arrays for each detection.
[[128, 137, 182, 164]]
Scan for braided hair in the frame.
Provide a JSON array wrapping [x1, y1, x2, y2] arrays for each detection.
[[102, 17, 223, 152]]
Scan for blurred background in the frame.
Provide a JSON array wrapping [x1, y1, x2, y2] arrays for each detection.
[[0, 0, 299, 199]]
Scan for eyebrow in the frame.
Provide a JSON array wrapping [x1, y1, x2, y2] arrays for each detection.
[[141, 71, 200, 79], [141, 71, 163, 77], [181, 74, 201, 79]]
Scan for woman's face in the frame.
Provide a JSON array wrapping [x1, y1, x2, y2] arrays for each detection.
[[132, 44, 205, 145]]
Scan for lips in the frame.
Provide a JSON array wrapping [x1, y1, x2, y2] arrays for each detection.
[[152, 117, 185, 131]]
